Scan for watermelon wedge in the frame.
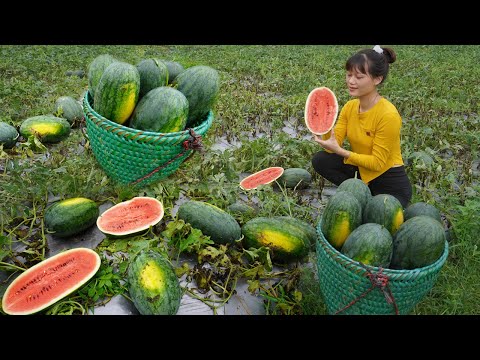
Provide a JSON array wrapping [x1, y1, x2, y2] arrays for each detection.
[[305, 87, 339, 135], [2, 248, 101, 315], [239, 167, 284, 190]]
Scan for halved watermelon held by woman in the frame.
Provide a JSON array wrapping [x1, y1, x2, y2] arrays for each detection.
[[309, 45, 412, 208], [305, 86, 338, 135]]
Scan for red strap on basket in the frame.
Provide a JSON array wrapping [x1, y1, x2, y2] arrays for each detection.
[[182, 128, 204, 152], [131, 128, 203, 185], [334, 266, 399, 315]]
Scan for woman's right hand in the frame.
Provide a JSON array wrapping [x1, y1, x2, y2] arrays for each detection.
[[313, 129, 339, 152], [314, 129, 351, 159]]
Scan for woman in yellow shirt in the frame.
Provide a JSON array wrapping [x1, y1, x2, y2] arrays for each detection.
[[312, 45, 412, 208]]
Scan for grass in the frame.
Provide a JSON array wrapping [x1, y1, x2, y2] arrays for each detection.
[[0, 45, 479, 315]]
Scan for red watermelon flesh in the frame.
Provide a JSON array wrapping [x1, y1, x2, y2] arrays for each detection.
[[305, 87, 339, 135], [96, 196, 164, 236], [2, 248, 101, 315], [239, 167, 284, 190]]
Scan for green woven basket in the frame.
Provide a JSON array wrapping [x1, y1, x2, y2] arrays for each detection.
[[316, 217, 449, 315], [82, 91, 213, 187]]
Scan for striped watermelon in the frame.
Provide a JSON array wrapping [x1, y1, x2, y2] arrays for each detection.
[[130, 86, 189, 133], [241, 217, 309, 262], [160, 60, 185, 84], [136, 58, 169, 98], [19, 115, 71, 143], [173, 65, 220, 127], [363, 194, 404, 235], [87, 54, 117, 98], [0, 121, 19, 149], [391, 215, 446, 270], [337, 177, 372, 211], [320, 191, 362, 250], [54, 96, 84, 126], [93, 62, 140, 125], [341, 223, 393, 267]]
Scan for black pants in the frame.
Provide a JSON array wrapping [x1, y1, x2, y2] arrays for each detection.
[[312, 151, 413, 208]]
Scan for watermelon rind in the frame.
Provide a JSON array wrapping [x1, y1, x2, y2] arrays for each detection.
[[127, 250, 181, 315]]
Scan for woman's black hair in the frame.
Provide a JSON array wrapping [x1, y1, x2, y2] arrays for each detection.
[[345, 46, 396, 84]]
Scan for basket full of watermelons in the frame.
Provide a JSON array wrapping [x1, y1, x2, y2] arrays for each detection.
[[83, 55, 219, 187], [315, 178, 449, 315]]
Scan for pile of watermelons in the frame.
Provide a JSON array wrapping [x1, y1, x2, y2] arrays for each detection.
[[0, 95, 84, 149], [320, 177, 446, 270], [87, 54, 220, 132], [0, 54, 220, 150], [1, 189, 317, 315]]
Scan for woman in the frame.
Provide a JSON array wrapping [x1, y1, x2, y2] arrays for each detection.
[[311, 45, 412, 208]]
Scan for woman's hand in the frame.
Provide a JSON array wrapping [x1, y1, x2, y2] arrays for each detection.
[[314, 128, 341, 152], [314, 129, 351, 159]]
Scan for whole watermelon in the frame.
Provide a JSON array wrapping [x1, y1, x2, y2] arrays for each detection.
[[390, 215, 446, 270], [341, 223, 393, 268], [130, 86, 188, 133], [0, 121, 19, 148], [93, 62, 140, 125], [173, 65, 220, 127], [320, 191, 362, 250], [136, 58, 169, 98], [87, 54, 117, 98]]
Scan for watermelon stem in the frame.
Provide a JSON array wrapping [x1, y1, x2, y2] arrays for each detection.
[[275, 180, 293, 217], [184, 273, 239, 313], [0, 261, 27, 272], [45, 300, 87, 315], [39, 218, 47, 259]]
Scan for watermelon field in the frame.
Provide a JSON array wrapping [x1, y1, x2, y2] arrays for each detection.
[[0, 45, 479, 315]]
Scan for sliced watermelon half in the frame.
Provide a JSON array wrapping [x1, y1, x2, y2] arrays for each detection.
[[2, 248, 101, 315], [304, 87, 339, 135], [239, 166, 284, 190], [96, 196, 164, 237]]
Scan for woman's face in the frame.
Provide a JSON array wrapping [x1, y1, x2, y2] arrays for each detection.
[[345, 66, 380, 97]]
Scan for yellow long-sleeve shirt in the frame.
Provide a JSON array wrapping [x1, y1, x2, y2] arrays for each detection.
[[323, 97, 404, 184]]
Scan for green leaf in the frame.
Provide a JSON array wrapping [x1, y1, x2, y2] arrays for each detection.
[[129, 239, 151, 254], [161, 219, 186, 240], [242, 264, 266, 279], [53, 166, 67, 173], [113, 239, 130, 252], [243, 247, 272, 271], [174, 262, 190, 277], [0, 249, 9, 262], [0, 235, 10, 247], [197, 245, 222, 262], [247, 279, 260, 293], [178, 228, 213, 254], [118, 261, 129, 275], [32, 136, 47, 152], [293, 290, 302, 303]]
